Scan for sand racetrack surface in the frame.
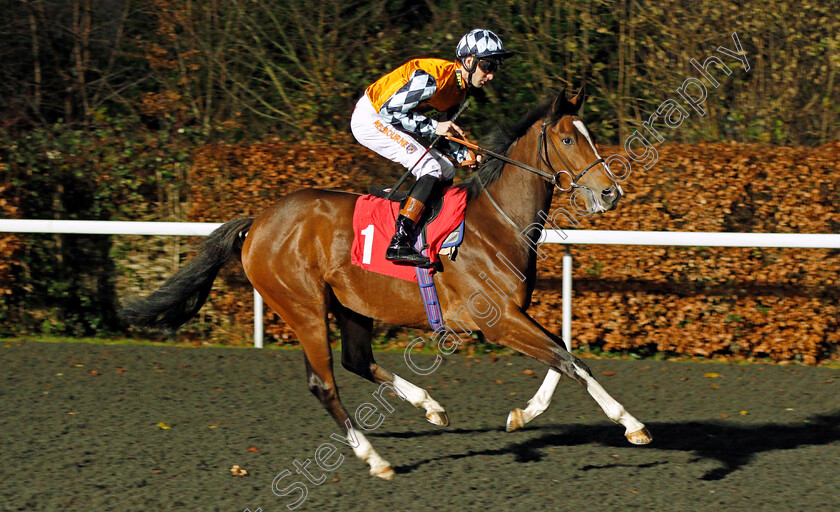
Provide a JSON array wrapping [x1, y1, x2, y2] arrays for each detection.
[[2, 341, 838, 511]]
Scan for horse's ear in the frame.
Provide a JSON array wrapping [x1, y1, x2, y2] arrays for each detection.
[[568, 83, 586, 111], [553, 87, 572, 115], [553, 85, 585, 116]]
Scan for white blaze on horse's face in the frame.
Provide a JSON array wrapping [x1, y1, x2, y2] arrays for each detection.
[[571, 119, 623, 213]]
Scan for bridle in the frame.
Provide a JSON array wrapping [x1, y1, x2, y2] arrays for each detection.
[[448, 115, 606, 193], [449, 114, 613, 233], [536, 117, 605, 192]]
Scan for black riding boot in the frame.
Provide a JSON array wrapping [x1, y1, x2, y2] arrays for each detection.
[[385, 212, 431, 266], [385, 175, 440, 267]]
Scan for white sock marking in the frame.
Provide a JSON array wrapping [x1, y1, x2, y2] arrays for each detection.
[[521, 369, 562, 423], [574, 366, 645, 434], [392, 374, 445, 414]]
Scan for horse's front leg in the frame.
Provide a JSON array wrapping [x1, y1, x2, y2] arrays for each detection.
[[507, 365, 651, 444], [506, 368, 562, 432], [572, 363, 652, 444], [486, 309, 652, 444]]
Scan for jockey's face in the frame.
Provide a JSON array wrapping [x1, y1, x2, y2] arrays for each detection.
[[463, 56, 497, 88]]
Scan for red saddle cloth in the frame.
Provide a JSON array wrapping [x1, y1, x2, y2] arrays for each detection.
[[351, 187, 467, 282]]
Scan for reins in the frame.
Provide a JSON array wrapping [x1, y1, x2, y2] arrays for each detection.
[[447, 135, 555, 183], [447, 116, 608, 232], [447, 117, 604, 193]]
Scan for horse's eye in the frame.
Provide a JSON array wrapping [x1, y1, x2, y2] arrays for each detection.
[[562, 137, 574, 146]]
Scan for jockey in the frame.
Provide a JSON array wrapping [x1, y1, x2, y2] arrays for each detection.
[[351, 28, 513, 267]]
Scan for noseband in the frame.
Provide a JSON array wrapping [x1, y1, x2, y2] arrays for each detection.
[[537, 117, 605, 192]]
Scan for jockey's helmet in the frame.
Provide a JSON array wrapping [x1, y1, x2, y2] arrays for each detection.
[[455, 29, 514, 62]]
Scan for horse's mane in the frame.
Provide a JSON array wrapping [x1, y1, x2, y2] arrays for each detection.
[[456, 96, 562, 200]]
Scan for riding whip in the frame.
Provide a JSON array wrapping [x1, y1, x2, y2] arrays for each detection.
[[384, 100, 471, 200]]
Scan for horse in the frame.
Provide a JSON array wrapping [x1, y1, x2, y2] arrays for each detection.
[[121, 87, 652, 480]]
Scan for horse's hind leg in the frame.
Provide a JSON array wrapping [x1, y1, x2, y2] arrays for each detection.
[[334, 303, 449, 427], [259, 292, 395, 479]]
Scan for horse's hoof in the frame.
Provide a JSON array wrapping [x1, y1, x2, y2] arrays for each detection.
[[426, 411, 450, 427], [373, 466, 395, 480], [506, 408, 526, 432], [626, 428, 653, 445]]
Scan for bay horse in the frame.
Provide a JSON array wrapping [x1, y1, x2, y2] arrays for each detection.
[[122, 88, 652, 480]]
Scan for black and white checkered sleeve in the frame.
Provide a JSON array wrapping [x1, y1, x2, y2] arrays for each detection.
[[442, 139, 470, 163], [379, 70, 438, 139]]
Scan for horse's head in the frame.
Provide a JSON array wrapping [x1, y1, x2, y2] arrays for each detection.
[[541, 87, 623, 214]]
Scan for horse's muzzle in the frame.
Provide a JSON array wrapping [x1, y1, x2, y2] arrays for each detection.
[[601, 185, 623, 211]]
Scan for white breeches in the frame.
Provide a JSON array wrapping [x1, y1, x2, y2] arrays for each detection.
[[350, 95, 455, 180]]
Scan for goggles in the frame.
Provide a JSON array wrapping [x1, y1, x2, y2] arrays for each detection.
[[478, 58, 502, 74]]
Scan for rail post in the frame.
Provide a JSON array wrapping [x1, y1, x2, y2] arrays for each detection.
[[562, 248, 572, 352], [254, 289, 264, 348]]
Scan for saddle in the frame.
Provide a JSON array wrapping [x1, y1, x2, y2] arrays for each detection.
[[351, 187, 466, 281], [351, 185, 467, 332], [367, 184, 446, 229]]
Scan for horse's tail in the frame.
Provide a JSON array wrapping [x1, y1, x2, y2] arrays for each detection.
[[120, 217, 256, 332]]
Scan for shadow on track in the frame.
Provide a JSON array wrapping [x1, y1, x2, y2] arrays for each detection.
[[380, 411, 840, 481]]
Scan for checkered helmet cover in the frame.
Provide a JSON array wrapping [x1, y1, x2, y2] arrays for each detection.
[[455, 29, 511, 60]]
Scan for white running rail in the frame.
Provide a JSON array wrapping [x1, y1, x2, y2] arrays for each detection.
[[3, 219, 839, 349]]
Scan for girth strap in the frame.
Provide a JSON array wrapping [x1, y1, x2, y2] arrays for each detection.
[[414, 232, 445, 331]]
